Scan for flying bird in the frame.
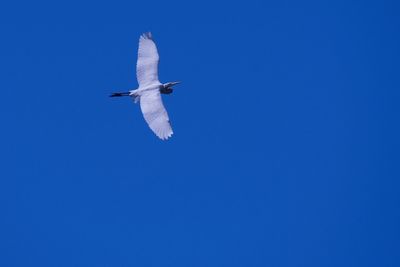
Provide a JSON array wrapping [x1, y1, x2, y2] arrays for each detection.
[[110, 32, 179, 140]]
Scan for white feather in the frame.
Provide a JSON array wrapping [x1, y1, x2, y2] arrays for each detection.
[[136, 32, 159, 86], [133, 32, 174, 140], [139, 90, 173, 140]]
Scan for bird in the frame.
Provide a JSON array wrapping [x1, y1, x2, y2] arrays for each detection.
[[110, 32, 180, 140]]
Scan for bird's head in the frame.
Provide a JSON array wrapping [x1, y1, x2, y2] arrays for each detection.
[[160, 81, 180, 95]]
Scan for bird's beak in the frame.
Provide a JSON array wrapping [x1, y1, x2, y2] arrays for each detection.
[[170, 81, 180, 86]]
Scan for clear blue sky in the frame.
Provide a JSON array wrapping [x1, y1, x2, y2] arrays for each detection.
[[0, 0, 399, 266]]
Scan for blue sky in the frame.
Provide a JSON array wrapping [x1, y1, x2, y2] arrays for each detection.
[[0, 0, 399, 266]]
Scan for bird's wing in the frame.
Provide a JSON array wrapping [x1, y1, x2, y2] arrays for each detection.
[[139, 90, 173, 140], [136, 32, 159, 86]]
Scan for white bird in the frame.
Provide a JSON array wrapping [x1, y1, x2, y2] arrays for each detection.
[[110, 32, 180, 140]]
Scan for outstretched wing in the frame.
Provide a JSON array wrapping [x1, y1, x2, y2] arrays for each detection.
[[136, 32, 159, 86], [139, 90, 173, 140]]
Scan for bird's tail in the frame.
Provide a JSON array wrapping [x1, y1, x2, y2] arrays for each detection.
[[109, 91, 130, 97]]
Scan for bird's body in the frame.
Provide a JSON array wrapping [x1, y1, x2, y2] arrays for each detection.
[[110, 32, 179, 140]]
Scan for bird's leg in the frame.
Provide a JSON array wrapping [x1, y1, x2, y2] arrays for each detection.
[[110, 92, 130, 97]]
